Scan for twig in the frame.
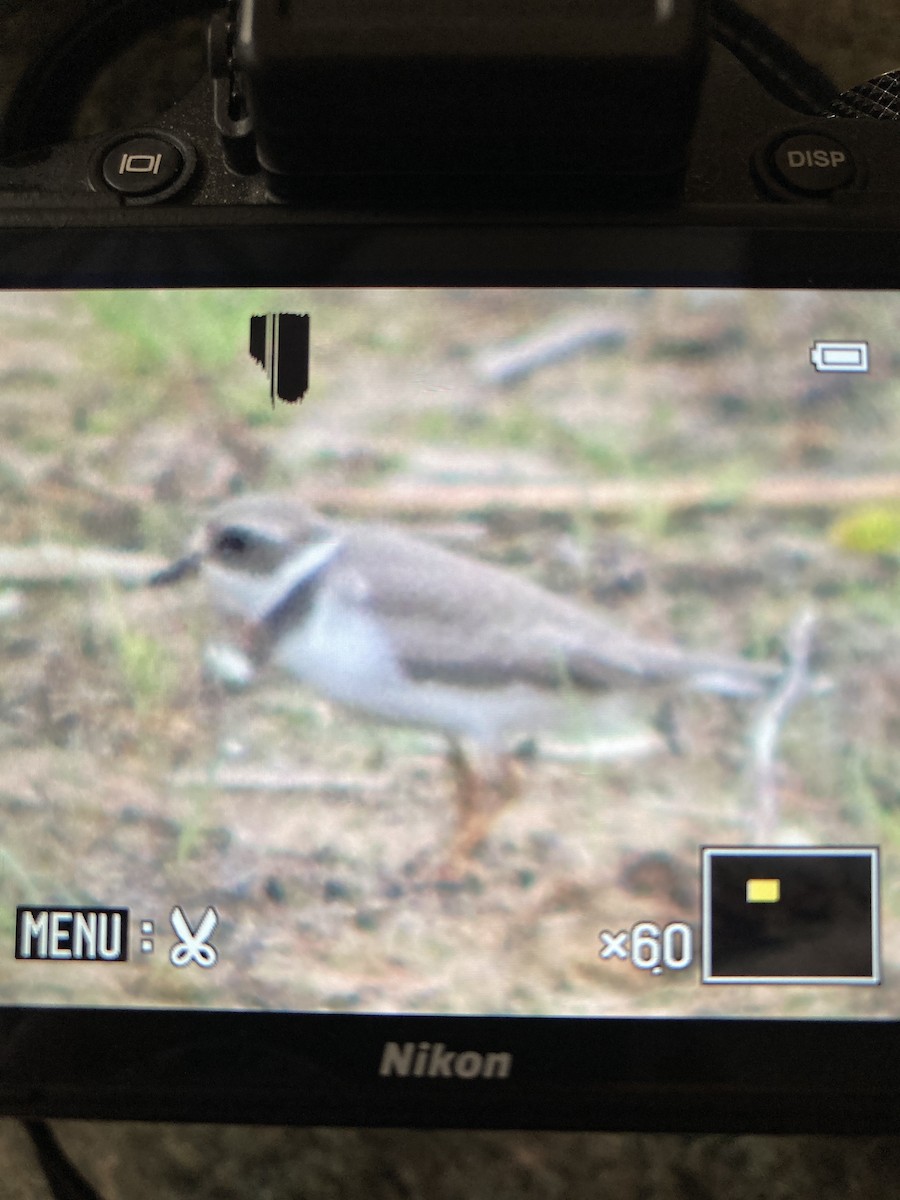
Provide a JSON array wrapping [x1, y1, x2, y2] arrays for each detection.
[[528, 732, 666, 763], [2, 472, 900, 587], [749, 609, 817, 844], [171, 768, 388, 795], [306, 473, 900, 519], [471, 316, 629, 386], [0, 545, 167, 585]]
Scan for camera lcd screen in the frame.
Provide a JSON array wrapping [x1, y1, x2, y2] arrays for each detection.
[[1, 285, 895, 1027]]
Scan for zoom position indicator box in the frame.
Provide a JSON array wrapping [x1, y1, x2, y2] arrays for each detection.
[[701, 848, 879, 985]]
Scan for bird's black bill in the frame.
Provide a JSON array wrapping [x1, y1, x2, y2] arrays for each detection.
[[148, 552, 202, 587]]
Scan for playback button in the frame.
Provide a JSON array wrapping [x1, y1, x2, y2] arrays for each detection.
[[101, 136, 183, 195], [96, 131, 196, 203], [758, 131, 859, 200]]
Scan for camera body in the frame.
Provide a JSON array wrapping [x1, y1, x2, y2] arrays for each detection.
[[2, 0, 900, 1135], [1, 0, 899, 216]]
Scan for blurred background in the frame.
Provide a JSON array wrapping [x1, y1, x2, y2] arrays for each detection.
[[3, 287, 899, 1024]]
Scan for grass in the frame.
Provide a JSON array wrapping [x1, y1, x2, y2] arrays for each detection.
[[173, 783, 214, 863], [97, 582, 182, 714], [840, 572, 900, 627], [0, 845, 40, 907], [74, 289, 291, 432], [72, 288, 451, 434], [116, 628, 180, 713], [0, 366, 60, 390], [80, 290, 278, 379], [392, 401, 640, 477]]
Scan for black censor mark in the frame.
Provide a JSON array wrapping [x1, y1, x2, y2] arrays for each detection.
[[249, 313, 310, 404]]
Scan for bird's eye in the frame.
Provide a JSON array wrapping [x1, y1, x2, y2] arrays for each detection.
[[214, 529, 250, 558]]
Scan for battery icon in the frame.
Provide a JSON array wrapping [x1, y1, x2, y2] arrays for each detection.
[[810, 340, 869, 373]]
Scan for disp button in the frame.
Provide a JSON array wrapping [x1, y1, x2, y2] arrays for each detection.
[[769, 132, 857, 196]]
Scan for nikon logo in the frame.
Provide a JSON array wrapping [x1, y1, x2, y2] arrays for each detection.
[[379, 1041, 512, 1079]]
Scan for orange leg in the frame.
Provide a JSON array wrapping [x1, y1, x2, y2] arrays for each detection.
[[446, 741, 524, 863]]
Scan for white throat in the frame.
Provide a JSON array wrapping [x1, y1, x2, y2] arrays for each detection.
[[204, 534, 344, 623]]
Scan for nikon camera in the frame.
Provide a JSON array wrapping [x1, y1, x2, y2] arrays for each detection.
[[1, 0, 900, 1136]]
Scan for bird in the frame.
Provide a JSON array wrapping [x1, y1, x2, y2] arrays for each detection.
[[152, 494, 782, 862]]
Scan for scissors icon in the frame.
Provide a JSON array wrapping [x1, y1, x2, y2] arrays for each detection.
[[169, 905, 219, 969]]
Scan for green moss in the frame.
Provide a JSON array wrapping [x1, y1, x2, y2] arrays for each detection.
[[116, 628, 180, 713], [830, 506, 900, 557]]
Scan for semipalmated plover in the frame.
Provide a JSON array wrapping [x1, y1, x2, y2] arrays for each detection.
[[153, 495, 780, 858]]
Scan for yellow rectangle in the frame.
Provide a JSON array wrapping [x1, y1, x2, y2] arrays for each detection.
[[746, 878, 781, 903]]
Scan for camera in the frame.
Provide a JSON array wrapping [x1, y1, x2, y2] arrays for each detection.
[[1, 0, 900, 1135]]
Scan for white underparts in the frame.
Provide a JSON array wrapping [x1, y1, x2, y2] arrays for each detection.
[[273, 586, 574, 746]]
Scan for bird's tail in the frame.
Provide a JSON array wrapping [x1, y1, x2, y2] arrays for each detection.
[[691, 662, 782, 700], [682, 608, 829, 701], [683, 655, 783, 699]]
